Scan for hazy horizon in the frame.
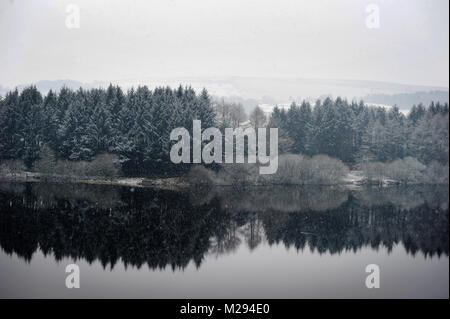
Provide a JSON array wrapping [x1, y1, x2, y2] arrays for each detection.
[[1, 0, 448, 88], [2, 75, 449, 91]]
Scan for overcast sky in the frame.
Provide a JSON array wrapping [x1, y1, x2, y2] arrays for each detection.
[[0, 0, 448, 88]]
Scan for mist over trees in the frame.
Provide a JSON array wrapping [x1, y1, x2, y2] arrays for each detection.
[[0, 86, 448, 179]]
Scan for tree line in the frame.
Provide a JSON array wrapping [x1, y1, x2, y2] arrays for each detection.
[[0, 85, 215, 174], [0, 85, 448, 177], [268, 97, 449, 164]]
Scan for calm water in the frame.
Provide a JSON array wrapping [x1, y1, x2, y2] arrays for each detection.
[[0, 181, 448, 298]]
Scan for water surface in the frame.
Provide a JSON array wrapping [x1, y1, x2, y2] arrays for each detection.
[[0, 182, 448, 298]]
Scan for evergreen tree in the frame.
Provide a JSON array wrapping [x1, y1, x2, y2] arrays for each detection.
[[59, 91, 95, 161], [0, 89, 20, 160]]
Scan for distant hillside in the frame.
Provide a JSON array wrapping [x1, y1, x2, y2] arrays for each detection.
[[363, 91, 449, 110], [1, 78, 448, 113], [0, 85, 9, 98], [18, 79, 89, 93], [0, 80, 106, 96], [17, 79, 107, 93]]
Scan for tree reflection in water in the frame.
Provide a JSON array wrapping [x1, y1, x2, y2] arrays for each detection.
[[0, 182, 448, 270]]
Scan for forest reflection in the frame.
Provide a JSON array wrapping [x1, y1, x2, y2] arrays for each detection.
[[0, 182, 448, 271]]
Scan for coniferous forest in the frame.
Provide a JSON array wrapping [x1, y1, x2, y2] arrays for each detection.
[[268, 97, 449, 164], [0, 85, 448, 178], [0, 85, 215, 175]]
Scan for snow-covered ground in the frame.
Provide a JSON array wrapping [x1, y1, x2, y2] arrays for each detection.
[[341, 170, 365, 184], [116, 178, 144, 187], [0, 170, 403, 188]]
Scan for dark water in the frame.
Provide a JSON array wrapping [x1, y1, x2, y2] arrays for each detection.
[[0, 181, 448, 298]]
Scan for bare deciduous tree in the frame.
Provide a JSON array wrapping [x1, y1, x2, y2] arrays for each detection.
[[249, 105, 267, 128], [214, 98, 248, 129]]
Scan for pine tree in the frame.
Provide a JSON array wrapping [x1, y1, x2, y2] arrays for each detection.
[[13, 86, 44, 168], [59, 91, 96, 161], [42, 90, 58, 150], [0, 89, 20, 160]]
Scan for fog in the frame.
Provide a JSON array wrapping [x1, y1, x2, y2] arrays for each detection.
[[1, 0, 448, 88]]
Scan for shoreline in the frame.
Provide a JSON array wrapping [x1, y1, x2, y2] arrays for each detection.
[[1, 170, 442, 189], [0, 171, 189, 191]]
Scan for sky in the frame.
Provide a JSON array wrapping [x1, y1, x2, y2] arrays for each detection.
[[0, 0, 448, 88]]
